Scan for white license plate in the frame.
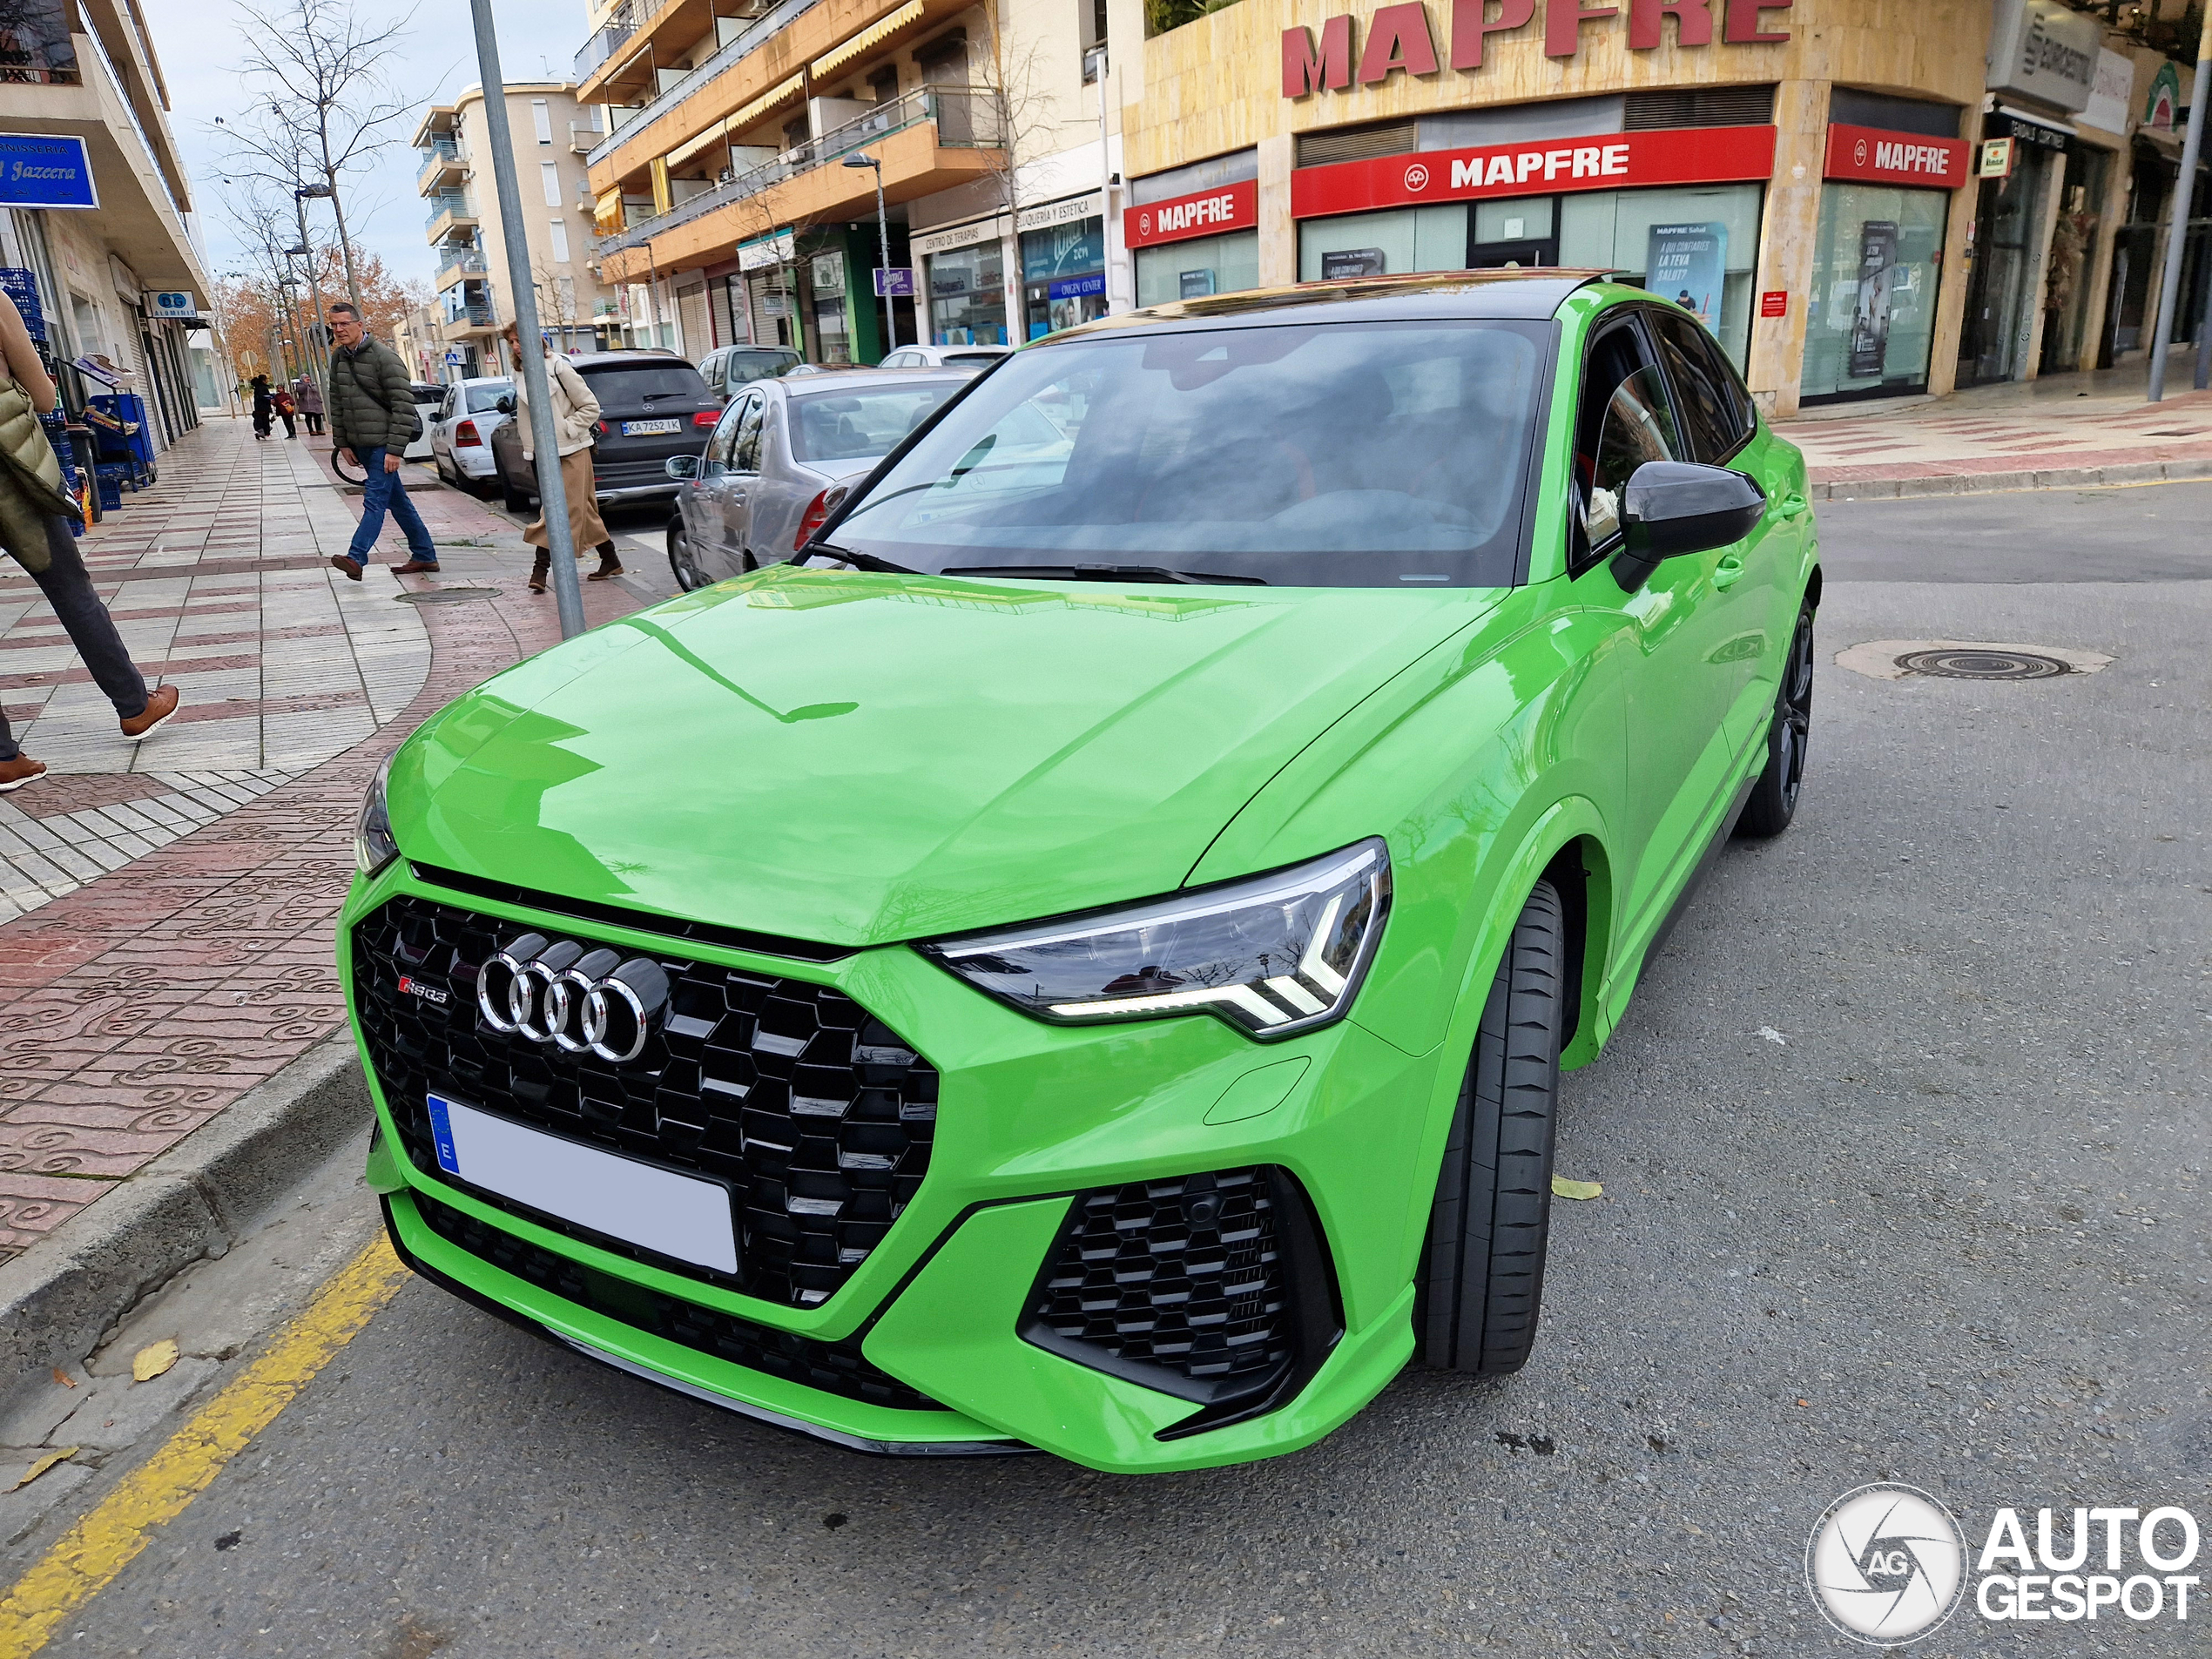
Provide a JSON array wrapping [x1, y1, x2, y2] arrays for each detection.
[[622, 418, 682, 435], [426, 1093, 737, 1274]]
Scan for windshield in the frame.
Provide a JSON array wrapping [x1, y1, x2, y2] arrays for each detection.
[[789, 384, 964, 463], [467, 381, 513, 413], [828, 320, 1548, 587]]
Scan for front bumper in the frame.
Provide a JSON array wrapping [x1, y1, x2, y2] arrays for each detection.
[[342, 862, 1438, 1473]]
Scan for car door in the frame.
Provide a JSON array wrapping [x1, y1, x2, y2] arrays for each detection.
[[1646, 308, 1803, 758], [1570, 307, 1753, 948], [718, 389, 767, 568], [430, 388, 455, 466]]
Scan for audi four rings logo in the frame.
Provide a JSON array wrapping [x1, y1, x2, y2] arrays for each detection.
[[475, 934, 671, 1063]]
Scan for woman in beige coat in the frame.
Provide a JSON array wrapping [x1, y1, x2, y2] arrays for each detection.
[[502, 321, 623, 590]]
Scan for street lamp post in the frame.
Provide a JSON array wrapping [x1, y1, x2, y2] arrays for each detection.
[[293, 183, 335, 385], [466, 0, 586, 640], [2148, 8, 2212, 401], [842, 152, 895, 357]]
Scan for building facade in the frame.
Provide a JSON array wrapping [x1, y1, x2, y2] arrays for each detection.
[[1119, 0, 2204, 413], [414, 82, 616, 381], [572, 0, 1123, 365], [0, 0, 211, 449]]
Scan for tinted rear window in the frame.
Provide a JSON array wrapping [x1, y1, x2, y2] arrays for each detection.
[[466, 381, 512, 412], [790, 385, 961, 462], [582, 366, 709, 404], [945, 353, 1002, 366], [411, 385, 446, 405]]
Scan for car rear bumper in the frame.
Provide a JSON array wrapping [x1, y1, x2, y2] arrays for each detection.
[[341, 862, 1439, 1472]]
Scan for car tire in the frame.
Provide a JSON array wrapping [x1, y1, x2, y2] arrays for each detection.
[[668, 521, 706, 591], [502, 473, 532, 514], [1418, 878, 1566, 1377], [1735, 598, 1814, 840]]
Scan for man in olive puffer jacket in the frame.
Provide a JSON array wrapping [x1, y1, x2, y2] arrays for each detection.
[[324, 300, 438, 579]]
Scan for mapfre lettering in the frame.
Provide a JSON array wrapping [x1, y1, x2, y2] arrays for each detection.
[[1160, 192, 1240, 233], [1283, 0, 1791, 98], [1872, 140, 1948, 175], [1447, 143, 1631, 189]]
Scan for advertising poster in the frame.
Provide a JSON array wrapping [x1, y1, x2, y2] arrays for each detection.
[[1321, 247, 1386, 280], [1848, 220, 1899, 380], [1644, 222, 1726, 331], [1179, 268, 1217, 300]]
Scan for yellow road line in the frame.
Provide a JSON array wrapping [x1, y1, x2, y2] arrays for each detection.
[[0, 1234, 410, 1659]]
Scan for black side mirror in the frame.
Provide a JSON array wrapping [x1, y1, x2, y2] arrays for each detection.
[[495, 395, 516, 415], [1622, 462, 1765, 560]]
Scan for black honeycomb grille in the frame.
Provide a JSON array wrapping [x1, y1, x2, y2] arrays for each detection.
[[1027, 1168, 1295, 1401], [411, 1193, 942, 1413], [351, 895, 937, 1308]]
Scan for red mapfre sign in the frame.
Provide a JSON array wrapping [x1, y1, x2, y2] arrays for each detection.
[[1125, 179, 1261, 250], [1291, 124, 1777, 217], [1822, 123, 1970, 189]]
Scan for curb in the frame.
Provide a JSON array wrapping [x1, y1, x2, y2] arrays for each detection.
[[0, 1034, 370, 1406], [1808, 455, 2212, 501]]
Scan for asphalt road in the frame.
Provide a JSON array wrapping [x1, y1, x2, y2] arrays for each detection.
[[4, 484, 2206, 1658]]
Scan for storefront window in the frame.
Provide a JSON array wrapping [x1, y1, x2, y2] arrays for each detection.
[[1021, 217, 1106, 339], [1298, 206, 1470, 281], [1959, 139, 2060, 385], [926, 241, 1007, 346], [1135, 230, 1260, 306], [1802, 184, 1949, 401]]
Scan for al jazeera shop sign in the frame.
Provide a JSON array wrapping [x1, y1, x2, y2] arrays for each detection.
[[1282, 0, 1793, 99]]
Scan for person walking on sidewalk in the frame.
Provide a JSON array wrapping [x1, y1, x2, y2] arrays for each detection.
[[292, 371, 324, 435], [0, 288, 179, 792], [272, 382, 297, 439], [325, 301, 438, 581], [250, 374, 273, 441], [501, 321, 622, 591]]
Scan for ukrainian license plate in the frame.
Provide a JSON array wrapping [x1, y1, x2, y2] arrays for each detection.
[[622, 418, 682, 435], [425, 1093, 737, 1273]]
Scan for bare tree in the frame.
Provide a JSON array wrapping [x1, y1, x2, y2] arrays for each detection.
[[974, 37, 1055, 219], [217, 0, 419, 307]]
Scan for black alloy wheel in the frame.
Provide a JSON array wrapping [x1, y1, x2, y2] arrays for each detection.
[[668, 521, 707, 591], [1418, 879, 1565, 1376], [1737, 598, 1815, 839], [500, 466, 532, 515]]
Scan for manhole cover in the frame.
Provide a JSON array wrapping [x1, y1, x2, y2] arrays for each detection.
[[395, 587, 501, 605], [1894, 647, 2070, 681]]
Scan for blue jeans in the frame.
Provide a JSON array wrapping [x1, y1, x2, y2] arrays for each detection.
[[347, 447, 436, 564]]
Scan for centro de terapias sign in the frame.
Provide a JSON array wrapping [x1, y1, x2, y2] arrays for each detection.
[[1283, 0, 1792, 98]]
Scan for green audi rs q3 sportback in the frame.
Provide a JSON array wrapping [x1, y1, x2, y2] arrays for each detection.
[[343, 273, 1820, 1473]]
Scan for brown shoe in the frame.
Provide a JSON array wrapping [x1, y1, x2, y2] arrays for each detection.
[[121, 684, 179, 742], [0, 754, 45, 792], [394, 559, 441, 576], [331, 555, 363, 581], [587, 563, 625, 581]]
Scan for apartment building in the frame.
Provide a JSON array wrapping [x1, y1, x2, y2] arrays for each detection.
[[0, 0, 212, 448], [571, 0, 1130, 363], [413, 82, 615, 380]]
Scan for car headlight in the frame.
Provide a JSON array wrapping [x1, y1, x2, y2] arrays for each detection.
[[921, 839, 1390, 1039], [355, 755, 400, 877]]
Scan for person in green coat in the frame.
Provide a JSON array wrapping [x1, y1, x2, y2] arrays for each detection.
[[324, 300, 439, 580], [0, 288, 178, 792]]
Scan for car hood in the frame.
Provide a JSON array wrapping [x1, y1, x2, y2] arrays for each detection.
[[391, 563, 1501, 947]]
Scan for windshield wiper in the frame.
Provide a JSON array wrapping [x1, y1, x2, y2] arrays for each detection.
[[941, 563, 1267, 586], [799, 544, 920, 575]]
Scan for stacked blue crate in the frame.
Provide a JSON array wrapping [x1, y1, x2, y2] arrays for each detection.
[[85, 394, 154, 486]]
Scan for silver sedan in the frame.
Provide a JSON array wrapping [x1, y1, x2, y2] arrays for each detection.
[[663, 368, 974, 590]]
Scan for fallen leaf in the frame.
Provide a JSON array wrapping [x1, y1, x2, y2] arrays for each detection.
[[1757, 1027, 1787, 1045], [51, 1367, 77, 1389], [9, 1447, 78, 1492], [132, 1339, 180, 1382], [1551, 1176, 1602, 1201], [1797, 1398, 1811, 1407]]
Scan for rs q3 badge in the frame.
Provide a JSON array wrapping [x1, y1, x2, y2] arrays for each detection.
[[395, 975, 449, 1006]]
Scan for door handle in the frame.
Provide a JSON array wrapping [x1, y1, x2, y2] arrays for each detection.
[[1713, 554, 1746, 590], [729, 490, 746, 503]]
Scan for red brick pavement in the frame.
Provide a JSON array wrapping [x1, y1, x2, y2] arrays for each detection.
[[0, 436, 648, 1260]]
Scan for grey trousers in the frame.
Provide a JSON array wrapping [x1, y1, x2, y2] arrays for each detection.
[[0, 516, 149, 762]]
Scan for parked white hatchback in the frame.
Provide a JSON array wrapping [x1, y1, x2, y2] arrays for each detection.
[[428, 376, 516, 493]]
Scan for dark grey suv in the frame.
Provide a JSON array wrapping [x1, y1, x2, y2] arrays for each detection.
[[489, 351, 720, 513]]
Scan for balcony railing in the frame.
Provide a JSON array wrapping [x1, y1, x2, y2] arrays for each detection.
[[415, 138, 466, 192], [424, 191, 477, 231], [582, 0, 819, 166], [569, 121, 605, 154], [594, 85, 1000, 257], [435, 250, 489, 291], [442, 302, 496, 330], [573, 1, 640, 81]]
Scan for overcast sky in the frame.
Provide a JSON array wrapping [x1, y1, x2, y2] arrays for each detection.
[[142, 0, 587, 295]]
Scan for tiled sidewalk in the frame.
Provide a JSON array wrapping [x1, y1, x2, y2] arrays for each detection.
[[1780, 385, 2212, 492], [0, 418, 650, 1262]]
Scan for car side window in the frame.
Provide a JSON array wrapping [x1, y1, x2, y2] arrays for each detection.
[[732, 394, 767, 472], [1585, 368, 1683, 548], [709, 393, 752, 468], [1648, 312, 1743, 465], [1572, 319, 1663, 572]]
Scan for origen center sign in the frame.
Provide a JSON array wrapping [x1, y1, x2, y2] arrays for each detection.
[[1283, 0, 1792, 98]]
